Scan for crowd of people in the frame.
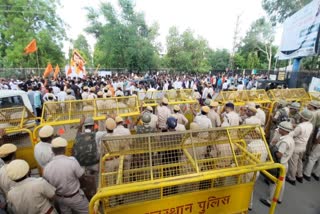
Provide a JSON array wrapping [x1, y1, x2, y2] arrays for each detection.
[[0, 72, 319, 213]]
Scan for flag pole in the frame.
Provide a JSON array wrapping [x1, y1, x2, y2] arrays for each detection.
[[36, 49, 40, 77]]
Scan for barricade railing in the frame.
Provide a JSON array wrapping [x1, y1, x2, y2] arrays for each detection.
[[0, 106, 37, 130], [90, 125, 284, 214], [309, 92, 320, 101]]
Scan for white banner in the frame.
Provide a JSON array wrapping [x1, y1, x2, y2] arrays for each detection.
[[309, 77, 320, 92], [277, 0, 320, 60]]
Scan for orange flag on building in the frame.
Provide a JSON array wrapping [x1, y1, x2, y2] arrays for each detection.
[[43, 63, 53, 78], [53, 64, 60, 80], [67, 66, 72, 75], [24, 39, 37, 54]]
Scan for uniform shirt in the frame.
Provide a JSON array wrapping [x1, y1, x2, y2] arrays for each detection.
[[173, 113, 188, 125], [44, 155, 84, 196], [277, 135, 295, 165], [256, 108, 266, 126], [194, 114, 212, 129], [0, 165, 16, 196], [65, 95, 76, 101], [149, 113, 158, 129], [175, 124, 186, 131], [82, 92, 89, 100], [244, 115, 261, 125], [114, 125, 131, 136], [136, 125, 156, 134], [290, 121, 313, 152], [156, 105, 171, 129], [222, 111, 240, 127], [208, 109, 221, 127], [96, 100, 106, 110], [34, 142, 54, 168], [7, 178, 55, 214]]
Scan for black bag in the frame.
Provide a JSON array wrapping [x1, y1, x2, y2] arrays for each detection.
[[268, 142, 283, 178], [73, 132, 99, 166]]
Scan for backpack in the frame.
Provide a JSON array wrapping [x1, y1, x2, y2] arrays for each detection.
[[73, 132, 99, 166]]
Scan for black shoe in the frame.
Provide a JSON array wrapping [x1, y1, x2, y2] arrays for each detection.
[[303, 174, 311, 181], [278, 200, 282, 204], [264, 178, 270, 185], [248, 208, 252, 211], [296, 176, 303, 183], [312, 173, 320, 181], [260, 199, 271, 207], [286, 177, 296, 185]]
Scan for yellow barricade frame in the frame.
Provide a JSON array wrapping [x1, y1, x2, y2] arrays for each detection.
[[267, 88, 311, 104], [309, 92, 320, 101], [91, 125, 284, 214], [0, 106, 38, 130]]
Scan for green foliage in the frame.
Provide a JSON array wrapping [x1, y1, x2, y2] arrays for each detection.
[[72, 35, 92, 67], [86, 0, 160, 71], [165, 27, 210, 72], [207, 49, 230, 70], [262, 0, 312, 25], [0, 0, 66, 68]]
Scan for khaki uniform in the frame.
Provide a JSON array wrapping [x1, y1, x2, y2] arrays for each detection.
[[288, 121, 313, 180], [172, 113, 188, 125], [81, 92, 89, 100], [149, 113, 158, 129], [243, 115, 261, 125], [268, 135, 294, 203], [46, 101, 58, 115], [34, 142, 54, 168], [256, 108, 266, 126], [289, 112, 300, 127], [7, 177, 56, 214], [156, 105, 171, 129], [65, 95, 76, 101], [208, 109, 221, 127], [194, 114, 212, 129], [0, 165, 16, 197], [221, 111, 240, 127], [114, 125, 131, 136], [175, 124, 186, 131], [44, 155, 89, 214], [304, 130, 320, 177]]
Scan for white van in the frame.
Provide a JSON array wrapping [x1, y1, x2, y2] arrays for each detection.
[[0, 90, 33, 113]]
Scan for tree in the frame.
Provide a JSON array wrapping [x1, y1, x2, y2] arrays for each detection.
[[0, 0, 66, 68], [262, 0, 311, 25], [86, 0, 160, 71], [207, 49, 230, 70], [238, 17, 276, 71], [165, 27, 210, 72], [72, 35, 92, 67]]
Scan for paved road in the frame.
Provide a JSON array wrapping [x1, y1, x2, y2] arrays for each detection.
[[251, 176, 320, 214]]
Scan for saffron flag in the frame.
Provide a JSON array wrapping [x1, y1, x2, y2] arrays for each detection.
[[24, 39, 37, 54], [53, 64, 60, 80], [43, 63, 53, 78], [67, 66, 72, 75]]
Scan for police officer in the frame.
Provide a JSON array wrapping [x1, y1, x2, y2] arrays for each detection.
[[156, 98, 171, 130], [288, 102, 301, 127], [286, 110, 313, 185], [270, 100, 289, 144], [6, 159, 57, 214], [114, 116, 131, 136], [243, 106, 261, 125], [260, 121, 295, 207], [303, 128, 320, 181], [221, 102, 240, 127], [255, 103, 266, 127], [0, 144, 17, 197], [136, 113, 156, 134], [208, 101, 221, 128], [145, 106, 158, 129], [194, 106, 212, 129], [44, 137, 89, 214], [89, 87, 97, 99], [81, 86, 89, 100], [34, 125, 55, 169], [65, 89, 76, 101], [172, 105, 188, 126]]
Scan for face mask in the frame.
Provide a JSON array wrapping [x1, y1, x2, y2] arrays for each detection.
[[84, 129, 92, 133]]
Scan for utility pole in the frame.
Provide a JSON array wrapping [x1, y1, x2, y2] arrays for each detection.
[[229, 14, 242, 71]]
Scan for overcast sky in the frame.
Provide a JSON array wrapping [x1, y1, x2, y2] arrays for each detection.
[[58, 0, 282, 55]]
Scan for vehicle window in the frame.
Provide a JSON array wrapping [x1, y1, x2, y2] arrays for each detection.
[[0, 95, 24, 108]]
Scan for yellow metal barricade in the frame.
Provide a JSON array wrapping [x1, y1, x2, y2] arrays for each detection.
[[267, 88, 311, 105], [0, 106, 38, 169], [309, 92, 320, 101], [90, 125, 285, 214]]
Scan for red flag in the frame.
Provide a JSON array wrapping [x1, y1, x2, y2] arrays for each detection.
[[53, 64, 60, 80], [24, 39, 37, 54], [43, 63, 53, 78]]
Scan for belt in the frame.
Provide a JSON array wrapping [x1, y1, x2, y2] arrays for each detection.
[[56, 190, 79, 198], [45, 206, 54, 214]]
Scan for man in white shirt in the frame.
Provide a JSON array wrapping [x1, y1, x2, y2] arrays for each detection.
[[34, 125, 55, 169], [221, 102, 240, 127], [255, 104, 266, 127], [222, 80, 229, 91]]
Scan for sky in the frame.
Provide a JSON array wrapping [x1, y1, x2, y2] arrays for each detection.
[[57, 0, 282, 55]]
